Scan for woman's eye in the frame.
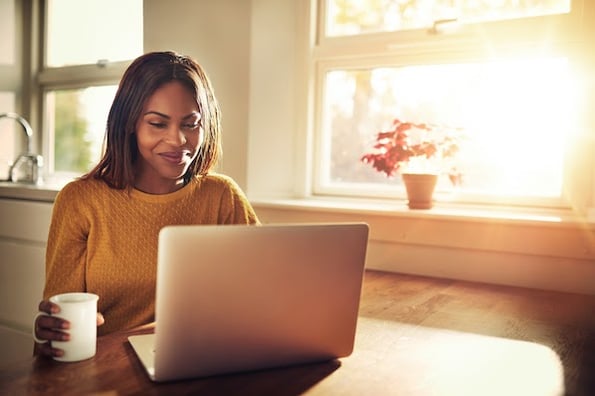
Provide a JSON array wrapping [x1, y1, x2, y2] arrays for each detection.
[[182, 123, 199, 130], [149, 122, 166, 128]]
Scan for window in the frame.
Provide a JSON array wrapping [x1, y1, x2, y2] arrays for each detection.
[[312, 0, 589, 209], [40, 0, 143, 177]]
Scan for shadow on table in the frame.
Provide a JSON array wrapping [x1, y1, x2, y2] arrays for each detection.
[[148, 359, 342, 396]]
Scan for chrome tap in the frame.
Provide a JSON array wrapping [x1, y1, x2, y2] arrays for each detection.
[[0, 112, 43, 184], [0, 112, 33, 153]]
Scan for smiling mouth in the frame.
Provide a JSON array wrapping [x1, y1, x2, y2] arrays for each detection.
[[160, 152, 188, 164]]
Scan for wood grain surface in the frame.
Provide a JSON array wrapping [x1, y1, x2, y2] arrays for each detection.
[[1, 270, 594, 395]]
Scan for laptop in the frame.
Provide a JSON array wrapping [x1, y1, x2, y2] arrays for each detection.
[[128, 222, 369, 382]]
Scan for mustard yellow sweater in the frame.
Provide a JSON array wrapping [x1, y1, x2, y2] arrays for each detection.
[[44, 174, 259, 335]]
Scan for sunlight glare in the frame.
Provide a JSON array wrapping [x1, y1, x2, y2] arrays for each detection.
[[463, 58, 572, 196], [354, 318, 565, 395]]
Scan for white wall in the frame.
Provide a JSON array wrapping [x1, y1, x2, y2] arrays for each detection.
[[248, 0, 302, 198], [144, 0, 252, 189]]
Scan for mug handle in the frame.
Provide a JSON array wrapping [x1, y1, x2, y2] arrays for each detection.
[[32, 312, 49, 344]]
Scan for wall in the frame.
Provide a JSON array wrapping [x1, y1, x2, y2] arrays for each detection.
[[143, 0, 252, 189], [248, 0, 303, 198]]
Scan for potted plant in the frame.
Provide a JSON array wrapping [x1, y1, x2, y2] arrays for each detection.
[[361, 118, 463, 209]]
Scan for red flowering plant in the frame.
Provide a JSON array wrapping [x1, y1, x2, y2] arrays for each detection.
[[361, 119, 463, 185]]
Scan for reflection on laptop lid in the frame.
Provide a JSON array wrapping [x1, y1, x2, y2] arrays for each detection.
[[129, 222, 369, 382]]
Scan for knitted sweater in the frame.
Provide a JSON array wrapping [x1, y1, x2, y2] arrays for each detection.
[[44, 173, 259, 335]]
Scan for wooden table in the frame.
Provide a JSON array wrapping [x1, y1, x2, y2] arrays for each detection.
[[2, 270, 595, 395]]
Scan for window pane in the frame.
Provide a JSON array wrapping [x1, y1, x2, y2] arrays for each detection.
[[46, 0, 143, 67], [319, 57, 576, 198], [326, 0, 571, 36], [47, 86, 116, 173], [0, 0, 15, 64]]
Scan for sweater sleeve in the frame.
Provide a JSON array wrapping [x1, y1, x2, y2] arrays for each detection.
[[44, 182, 89, 299]]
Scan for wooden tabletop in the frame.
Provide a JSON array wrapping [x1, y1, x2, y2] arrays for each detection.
[[1, 270, 595, 395]]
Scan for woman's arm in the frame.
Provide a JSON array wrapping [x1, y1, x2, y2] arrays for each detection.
[[44, 182, 89, 298], [34, 182, 91, 357]]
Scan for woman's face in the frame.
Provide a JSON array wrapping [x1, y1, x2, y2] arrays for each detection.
[[134, 81, 203, 194]]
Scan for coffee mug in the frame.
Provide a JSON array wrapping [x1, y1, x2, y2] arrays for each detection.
[[35, 292, 99, 362]]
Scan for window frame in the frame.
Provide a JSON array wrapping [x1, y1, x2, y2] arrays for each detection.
[[38, 63, 130, 178], [37, 0, 142, 179], [309, 0, 593, 211]]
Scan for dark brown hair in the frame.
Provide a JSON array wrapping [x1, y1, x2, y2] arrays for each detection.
[[84, 51, 221, 189]]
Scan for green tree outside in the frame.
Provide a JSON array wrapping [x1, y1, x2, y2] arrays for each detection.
[[54, 90, 92, 173]]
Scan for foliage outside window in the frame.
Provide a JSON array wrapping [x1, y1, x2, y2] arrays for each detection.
[[49, 87, 117, 173]]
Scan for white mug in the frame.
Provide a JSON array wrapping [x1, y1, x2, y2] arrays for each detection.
[[36, 292, 99, 362]]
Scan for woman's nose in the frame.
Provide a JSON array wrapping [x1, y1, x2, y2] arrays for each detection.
[[165, 126, 187, 145]]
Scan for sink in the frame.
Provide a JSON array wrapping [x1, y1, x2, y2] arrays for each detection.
[[0, 113, 44, 184]]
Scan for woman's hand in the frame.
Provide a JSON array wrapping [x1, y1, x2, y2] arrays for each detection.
[[33, 300, 105, 358]]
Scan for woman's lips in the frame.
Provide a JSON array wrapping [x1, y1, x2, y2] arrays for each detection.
[[160, 152, 187, 164]]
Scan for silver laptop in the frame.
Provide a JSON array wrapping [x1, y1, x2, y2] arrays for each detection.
[[128, 222, 369, 382]]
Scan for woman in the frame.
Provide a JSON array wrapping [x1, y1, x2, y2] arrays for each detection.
[[34, 51, 259, 358]]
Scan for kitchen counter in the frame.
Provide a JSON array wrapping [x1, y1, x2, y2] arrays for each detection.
[[0, 180, 69, 202]]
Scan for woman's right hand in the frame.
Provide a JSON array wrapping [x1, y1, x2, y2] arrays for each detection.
[[33, 299, 106, 358], [33, 300, 70, 358]]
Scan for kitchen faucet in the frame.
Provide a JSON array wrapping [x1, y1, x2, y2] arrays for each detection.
[[0, 112, 43, 183]]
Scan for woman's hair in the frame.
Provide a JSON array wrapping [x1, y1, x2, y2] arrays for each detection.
[[84, 51, 221, 189]]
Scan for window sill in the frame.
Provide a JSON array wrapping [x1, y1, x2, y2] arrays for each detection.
[[250, 196, 595, 229], [251, 196, 595, 295]]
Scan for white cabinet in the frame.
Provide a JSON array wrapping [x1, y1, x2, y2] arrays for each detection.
[[0, 198, 53, 365]]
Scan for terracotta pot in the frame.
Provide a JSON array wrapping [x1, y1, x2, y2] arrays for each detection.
[[401, 173, 438, 209]]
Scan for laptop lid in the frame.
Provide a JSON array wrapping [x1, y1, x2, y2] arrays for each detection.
[[129, 222, 369, 382]]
